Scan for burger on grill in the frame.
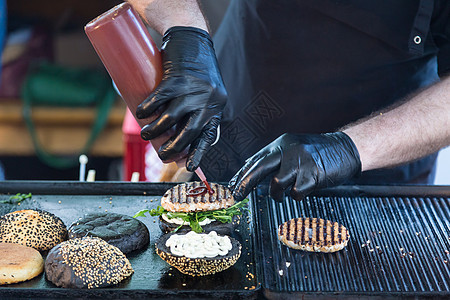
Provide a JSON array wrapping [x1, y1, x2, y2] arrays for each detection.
[[135, 181, 248, 233]]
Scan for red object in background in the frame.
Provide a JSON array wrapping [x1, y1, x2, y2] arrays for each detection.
[[0, 27, 54, 98], [85, 2, 162, 127], [85, 2, 186, 180], [122, 108, 148, 181]]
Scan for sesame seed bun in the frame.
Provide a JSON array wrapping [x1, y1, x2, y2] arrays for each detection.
[[0, 243, 44, 285], [0, 209, 68, 252], [155, 232, 241, 276], [45, 237, 134, 289]]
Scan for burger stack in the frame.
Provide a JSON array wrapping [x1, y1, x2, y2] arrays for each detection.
[[137, 181, 247, 276]]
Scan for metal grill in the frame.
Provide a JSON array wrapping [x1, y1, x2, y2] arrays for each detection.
[[253, 186, 450, 297]]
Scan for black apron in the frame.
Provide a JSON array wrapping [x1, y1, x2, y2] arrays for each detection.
[[200, 0, 442, 183]]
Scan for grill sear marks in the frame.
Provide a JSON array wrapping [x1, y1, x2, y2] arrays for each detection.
[[278, 217, 349, 253], [160, 181, 235, 213]]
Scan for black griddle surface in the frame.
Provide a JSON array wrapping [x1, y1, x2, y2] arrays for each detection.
[[253, 185, 450, 299], [0, 181, 259, 299]]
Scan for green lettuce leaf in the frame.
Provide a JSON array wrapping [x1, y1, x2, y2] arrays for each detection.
[[134, 198, 249, 233]]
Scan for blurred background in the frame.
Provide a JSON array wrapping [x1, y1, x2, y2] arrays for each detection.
[[0, 0, 229, 182], [0, 0, 447, 184]]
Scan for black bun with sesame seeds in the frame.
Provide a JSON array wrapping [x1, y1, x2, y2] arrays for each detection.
[[155, 232, 242, 277], [0, 209, 68, 252], [44, 237, 134, 289], [68, 212, 149, 254]]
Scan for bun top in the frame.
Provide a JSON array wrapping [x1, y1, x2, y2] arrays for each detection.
[[46, 237, 134, 289], [69, 212, 147, 240], [0, 242, 43, 268], [0, 209, 68, 251], [161, 181, 235, 213], [0, 243, 44, 285]]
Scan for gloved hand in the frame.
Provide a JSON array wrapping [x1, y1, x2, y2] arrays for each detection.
[[228, 132, 361, 202], [136, 26, 227, 171]]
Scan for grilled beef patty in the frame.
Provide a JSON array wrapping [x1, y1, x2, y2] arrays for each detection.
[[161, 182, 234, 213], [278, 217, 349, 253]]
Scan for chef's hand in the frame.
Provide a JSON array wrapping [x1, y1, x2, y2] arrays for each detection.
[[228, 132, 361, 202], [136, 26, 227, 171]]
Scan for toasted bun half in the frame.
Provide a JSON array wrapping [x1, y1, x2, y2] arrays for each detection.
[[161, 181, 234, 213], [68, 212, 149, 254], [278, 217, 349, 253], [156, 232, 241, 276], [45, 237, 134, 289], [0, 209, 68, 252], [0, 243, 44, 285]]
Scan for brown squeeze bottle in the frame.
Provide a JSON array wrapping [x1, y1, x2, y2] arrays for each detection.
[[85, 2, 187, 163]]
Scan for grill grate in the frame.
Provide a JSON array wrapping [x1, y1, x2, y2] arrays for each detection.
[[253, 186, 450, 297]]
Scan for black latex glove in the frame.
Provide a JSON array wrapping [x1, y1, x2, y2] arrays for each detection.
[[136, 26, 227, 171], [228, 132, 361, 202]]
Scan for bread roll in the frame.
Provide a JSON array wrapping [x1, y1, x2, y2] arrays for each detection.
[[45, 237, 134, 289], [0, 243, 44, 285], [68, 212, 149, 254], [0, 209, 68, 252], [155, 231, 241, 276]]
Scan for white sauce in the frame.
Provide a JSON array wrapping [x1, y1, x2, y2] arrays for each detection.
[[162, 213, 213, 226], [165, 231, 232, 258]]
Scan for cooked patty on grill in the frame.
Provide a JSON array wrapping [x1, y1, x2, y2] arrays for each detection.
[[278, 217, 349, 253], [160, 181, 234, 213]]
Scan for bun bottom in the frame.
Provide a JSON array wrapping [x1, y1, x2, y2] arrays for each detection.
[[155, 232, 241, 276]]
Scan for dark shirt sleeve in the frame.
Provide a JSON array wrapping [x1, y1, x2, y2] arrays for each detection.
[[432, 0, 450, 77]]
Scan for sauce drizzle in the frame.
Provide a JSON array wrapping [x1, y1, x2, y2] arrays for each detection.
[[186, 186, 214, 197]]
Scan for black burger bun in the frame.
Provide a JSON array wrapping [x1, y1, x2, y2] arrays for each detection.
[[45, 237, 133, 289], [155, 231, 241, 276], [68, 212, 149, 254]]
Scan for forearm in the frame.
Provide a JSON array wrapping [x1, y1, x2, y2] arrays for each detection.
[[127, 0, 208, 35], [343, 77, 450, 172]]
